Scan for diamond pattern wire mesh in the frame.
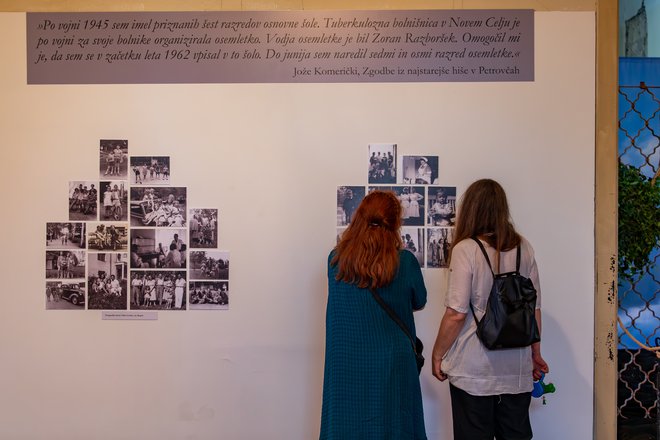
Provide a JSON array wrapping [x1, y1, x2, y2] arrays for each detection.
[[618, 84, 660, 426]]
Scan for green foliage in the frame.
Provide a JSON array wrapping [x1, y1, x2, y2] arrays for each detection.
[[618, 162, 660, 281], [88, 292, 127, 310]]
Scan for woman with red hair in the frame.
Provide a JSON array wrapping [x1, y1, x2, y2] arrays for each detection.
[[320, 190, 427, 440]]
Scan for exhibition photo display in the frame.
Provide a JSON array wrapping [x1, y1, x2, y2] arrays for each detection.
[[45, 139, 230, 312]]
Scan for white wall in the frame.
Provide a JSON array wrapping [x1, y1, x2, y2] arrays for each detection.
[[0, 12, 595, 440]]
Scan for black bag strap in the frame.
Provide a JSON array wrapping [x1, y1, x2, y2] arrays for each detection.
[[369, 288, 419, 355], [471, 237, 521, 276]]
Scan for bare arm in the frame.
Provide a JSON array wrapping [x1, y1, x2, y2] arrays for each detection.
[[531, 309, 549, 380], [431, 307, 467, 381]]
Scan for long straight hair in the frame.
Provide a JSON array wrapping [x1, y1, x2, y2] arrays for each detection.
[[452, 179, 520, 267], [331, 190, 403, 289]]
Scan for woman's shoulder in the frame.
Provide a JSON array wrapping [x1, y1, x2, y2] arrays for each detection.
[[398, 248, 420, 267], [452, 237, 479, 253], [518, 235, 536, 257], [447, 238, 483, 267], [327, 249, 339, 271]]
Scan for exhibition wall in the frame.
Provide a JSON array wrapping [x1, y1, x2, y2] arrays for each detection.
[[0, 11, 595, 440]]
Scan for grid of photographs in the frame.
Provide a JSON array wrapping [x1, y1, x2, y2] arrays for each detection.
[[44, 139, 230, 311], [335, 145, 457, 269]]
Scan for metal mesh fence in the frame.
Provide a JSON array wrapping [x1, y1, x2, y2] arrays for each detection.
[[618, 83, 660, 435]]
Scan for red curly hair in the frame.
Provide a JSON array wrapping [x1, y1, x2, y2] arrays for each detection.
[[331, 190, 403, 289]]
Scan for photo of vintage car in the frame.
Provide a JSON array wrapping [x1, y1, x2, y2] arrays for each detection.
[[59, 283, 85, 306]]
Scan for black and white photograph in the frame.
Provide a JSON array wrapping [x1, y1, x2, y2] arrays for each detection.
[[87, 222, 128, 251], [130, 156, 170, 185], [68, 181, 98, 221], [189, 209, 218, 248], [393, 186, 425, 226], [427, 186, 457, 226], [368, 186, 393, 193], [46, 281, 86, 310], [45, 250, 86, 279], [189, 281, 229, 310], [130, 186, 187, 227], [189, 250, 230, 280], [129, 270, 187, 310], [368, 143, 397, 184], [46, 222, 86, 249], [401, 155, 439, 185], [87, 252, 128, 310], [426, 227, 454, 269], [401, 227, 425, 267], [336, 186, 365, 226], [100, 181, 128, 221], [99, 139, 128, 179], [368, 186, 425, 226], [130, 228, 187, 269]]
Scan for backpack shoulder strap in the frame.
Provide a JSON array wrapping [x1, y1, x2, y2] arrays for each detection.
[[516, 242, 521, 272], [469, 302, 481, 325], [469, 237, 495, 326], [471, 237, 494, 277]]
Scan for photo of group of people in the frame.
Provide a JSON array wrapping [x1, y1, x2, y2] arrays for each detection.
[[337, 144, 457, 269], [130, 229, 187, 269], [396, 186, 426, 226], [189, 251, 229, 280], [189, 209, 218, 248], [87, 252, 128, 310], [130, 186, 187, 227], [130, 156, 170, 185], [87, 223, 128, 251], [100, 139, 128, 179], [46, 222, 86, 249], [68, 181, 98, 221], [46, 251, 86, 279], [427, 227, 454, 268], [368, 143, 397, 184], [189, 281, 229, 310], [100, 181, 128, 221], [130, 270, 187, 310]]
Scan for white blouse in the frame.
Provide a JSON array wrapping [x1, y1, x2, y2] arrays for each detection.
[[442, 236, 541, 396]]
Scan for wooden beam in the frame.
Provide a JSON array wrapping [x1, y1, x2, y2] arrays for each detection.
[[594, 0, 618, 439]]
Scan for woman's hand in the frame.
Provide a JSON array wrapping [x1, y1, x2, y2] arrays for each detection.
[[431, 307, 467, 382], [532, 351, 549, 381], [432, 353, 448, 381]]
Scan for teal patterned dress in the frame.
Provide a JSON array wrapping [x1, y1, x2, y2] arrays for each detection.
[[320, 250, 427, 440]]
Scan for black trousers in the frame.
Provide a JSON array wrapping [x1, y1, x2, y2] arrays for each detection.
[[449, 384, 533, 440]]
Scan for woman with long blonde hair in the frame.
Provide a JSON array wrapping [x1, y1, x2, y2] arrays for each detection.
[[320, 190, 427, 440]]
